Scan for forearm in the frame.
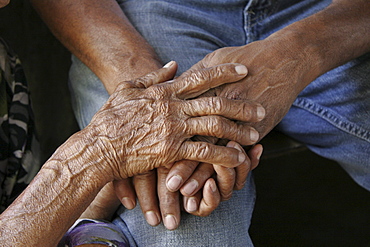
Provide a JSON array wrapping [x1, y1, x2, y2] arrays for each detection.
[[0, 129, 111, 246], [30, 0, 162, 94], [266, 0, 370, 91]]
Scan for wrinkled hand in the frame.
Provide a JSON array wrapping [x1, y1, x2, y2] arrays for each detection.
[[82, 62, 265, 220]]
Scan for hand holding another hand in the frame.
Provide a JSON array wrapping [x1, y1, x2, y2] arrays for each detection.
[[86, 61, 263, 180], [80, 62, 265, 227]]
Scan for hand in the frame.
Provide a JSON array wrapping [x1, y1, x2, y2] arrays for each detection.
[[80, 179, 134, 220], [190, 38, 311, 138], [166, 142, 262, 214], [155, 39, 303, 227], [80, 62, 265, 220]]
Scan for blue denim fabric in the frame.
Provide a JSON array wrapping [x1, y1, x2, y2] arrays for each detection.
[[112, 177, 256, 247], [69, 0, 370, 246]]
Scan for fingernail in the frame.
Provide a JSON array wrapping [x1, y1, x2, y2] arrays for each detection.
[[257, 106, 265, 120], [235, 65, 248, 75], [239, 152, 247, 163], [164, 214, 178, 230], [121, 197, 135, 210], [186, 197, 198, 212], [167, 175, 183, 191], [182, 179, 199, 195], [163, 61, 175, 68], [209, 179, 217, 193], [145, 211, 160, 226], [257, 148, 263, 160], [250, 129, 259, 143]]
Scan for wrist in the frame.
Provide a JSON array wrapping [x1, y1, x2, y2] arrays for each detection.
[[100, 51, 162, 94], [47, 127, 114, 186], [264, 29, 324, 92]]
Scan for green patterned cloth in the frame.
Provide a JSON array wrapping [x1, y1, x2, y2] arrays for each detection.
[[0, 37, 41, 212]]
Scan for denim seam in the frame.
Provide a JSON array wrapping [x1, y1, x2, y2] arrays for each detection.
[[243, 1, 254, 44], [293, 97, 370, 143], [243, 0, 277, 44]]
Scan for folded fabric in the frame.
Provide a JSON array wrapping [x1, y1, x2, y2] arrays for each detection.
[[0, 37, 41, 213]]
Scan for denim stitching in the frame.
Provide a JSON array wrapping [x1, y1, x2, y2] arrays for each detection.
[[293, 97, 370, 142]]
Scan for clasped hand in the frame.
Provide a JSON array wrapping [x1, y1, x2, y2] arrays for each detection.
[[81, 62, 265, 228]]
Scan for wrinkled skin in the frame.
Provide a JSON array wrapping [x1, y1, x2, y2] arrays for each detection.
[[29, 0, 370, 233], [128, 35, 315, 229], [0, 63, 265, 246], [28, 0, 264, 230], [86, 62, 263, 180], [81, 62, 264, 225], [81, 35, 311, 230]]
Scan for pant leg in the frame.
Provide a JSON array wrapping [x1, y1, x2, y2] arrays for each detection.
[[277, 53, 370, 190], [113, 177, 256, 247]]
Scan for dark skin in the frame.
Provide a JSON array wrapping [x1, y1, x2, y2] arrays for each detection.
[[0, 63, 264, 246], [30, 0, 370, 231]]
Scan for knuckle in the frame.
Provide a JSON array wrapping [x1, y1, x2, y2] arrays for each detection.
[[187, 69, 211, 86], [135, 77, 152, 88], [241, 103, 253, 120], [224, 87, 244, 100], [221, 192, 233, 201], [146, 84, 168, 99], [194, 142, 212, 160], [208, 117, 225, 137], [209, 97, 224, 113], [234, 180, 247, 190]]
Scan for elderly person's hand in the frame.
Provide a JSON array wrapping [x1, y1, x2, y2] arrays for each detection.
[[0, 62, 265, 246], [87, 62, 261, 180], [81, 62, 265, 228]]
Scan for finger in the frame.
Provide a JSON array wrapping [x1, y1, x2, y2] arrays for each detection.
[[178, 141, 247, 167], [229, 141, 251, 191], [133, 170, 161, 227], [168, 63, 248, 99], [184, 178, 221, 216], [247, 144, 263, 171], [212, 141, 249, 199], [166, 160, 199, 192], [180, 163, 214, 197], [157, 166, 181, 230], [183, 194, 200, 214], [213, 165, 236, 201], [185, 116, 259, 145], [114, 179, 136, 210], [80, 182, 121, 220], [115, 61, 178, 90], [183, 97, 265, 122]]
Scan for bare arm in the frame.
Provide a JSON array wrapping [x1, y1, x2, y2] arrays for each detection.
[[0, 63, 264, 246], [191, 0, 370, 138], [30, 0, 263, 228], [0, 130, 112, 246], [163, 0, 370, 216], [290, 0, 370, 77], [30, 0, 162, 94]]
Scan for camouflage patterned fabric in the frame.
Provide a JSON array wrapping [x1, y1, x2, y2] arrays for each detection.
[[0, 37, 41, 212]]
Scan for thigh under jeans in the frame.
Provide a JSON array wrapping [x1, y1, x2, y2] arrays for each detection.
[[68, 0, 370, 246]]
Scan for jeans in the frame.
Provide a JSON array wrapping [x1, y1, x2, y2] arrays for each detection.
[[68, 0, 370, 246]]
